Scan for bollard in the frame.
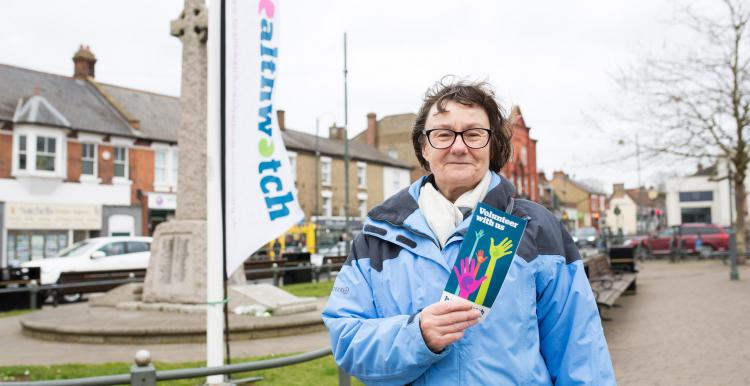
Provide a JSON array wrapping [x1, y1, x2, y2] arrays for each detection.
[[128, 272, 137, 284], [272, 262, 280, 287], [130, 350, 156, 386], [729, 230, 739, 281], [314, 265, 320, 282], [326, 259, 332, 282], [337, 366, 351, 386], [28, 280, 38, 309]]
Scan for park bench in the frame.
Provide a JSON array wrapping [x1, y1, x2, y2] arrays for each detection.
[[54, 269, 146, 304], [586, 249, 637, 313]]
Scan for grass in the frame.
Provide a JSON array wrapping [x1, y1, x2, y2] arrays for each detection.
[[280, 280, 334, 298], [0, 309, 36, 319], [0, 354, 364, 385]]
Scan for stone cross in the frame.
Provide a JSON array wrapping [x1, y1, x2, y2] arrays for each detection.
[[142, 0, 246, 304], [172, 0, 207, 221]]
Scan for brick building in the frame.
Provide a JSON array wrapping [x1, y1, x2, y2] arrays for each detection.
[[549, 171, 607, 230], [353, 105, 539, 201], [279, 111, 412, 244], [0, 46, 178, 267]]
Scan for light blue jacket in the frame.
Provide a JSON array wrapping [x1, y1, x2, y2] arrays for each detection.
[[322, 173, 616, 385]]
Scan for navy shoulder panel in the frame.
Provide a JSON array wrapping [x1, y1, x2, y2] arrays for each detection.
[[513, 199, 581, 264], [344, 232, 403, 272], [367, 188, 418, 226]]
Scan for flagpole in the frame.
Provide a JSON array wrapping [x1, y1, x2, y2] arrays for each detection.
[[206, 0, 225, 383], [343, 32, 350, 253]]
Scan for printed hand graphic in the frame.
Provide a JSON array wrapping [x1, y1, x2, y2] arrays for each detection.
[[472, 250, 487, 277], [489, 237, 513, 261], [475, 237, 514, 305], [453, 256, 488, 299]]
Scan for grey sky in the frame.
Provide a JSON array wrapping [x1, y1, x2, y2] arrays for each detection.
[[1, 0, 710, 192]]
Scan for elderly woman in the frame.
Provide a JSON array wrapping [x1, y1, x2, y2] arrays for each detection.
[[322, 80, 615, 385]]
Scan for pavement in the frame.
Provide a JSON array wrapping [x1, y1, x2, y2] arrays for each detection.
[[1, 259, 749, 385], [605, 259, 750, 385]]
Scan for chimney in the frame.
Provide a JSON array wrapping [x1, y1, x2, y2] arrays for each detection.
[[73, 45, 97, 79], [277, 109, 286, 131], [366, 112, 377, 147], [613, 183, 625, 197], [329, 125, 345, 140]]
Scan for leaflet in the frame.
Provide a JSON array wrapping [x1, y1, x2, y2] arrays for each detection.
[[442, 203, 527, 321]]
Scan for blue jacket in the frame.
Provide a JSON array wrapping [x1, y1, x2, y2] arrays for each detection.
[[322, 173, 616, 385]]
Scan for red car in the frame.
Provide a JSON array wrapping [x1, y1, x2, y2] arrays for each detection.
[[637, 223, 729, 256]]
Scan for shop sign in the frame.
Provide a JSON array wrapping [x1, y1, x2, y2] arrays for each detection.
[[6, 202, 101, 230], [148, 193, 177, 210]]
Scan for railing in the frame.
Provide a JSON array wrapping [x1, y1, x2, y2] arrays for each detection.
[[0, 347, 351, 386], [0, 261, 347, 309]]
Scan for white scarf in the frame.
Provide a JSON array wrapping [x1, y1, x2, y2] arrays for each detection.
[[418, 171, 492, 248]]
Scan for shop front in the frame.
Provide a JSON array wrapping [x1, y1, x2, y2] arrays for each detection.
[[3, 202, 102, 267], [147, 192, 176, 235]]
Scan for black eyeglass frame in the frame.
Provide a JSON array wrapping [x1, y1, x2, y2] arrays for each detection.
[[422, 128, 493, 149]]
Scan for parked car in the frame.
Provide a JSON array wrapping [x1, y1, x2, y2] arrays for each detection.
[[635, 223, 729, 257], [572, 227, 600, 248], [317, 241, 348, 257], [21, 236, 152, 302]]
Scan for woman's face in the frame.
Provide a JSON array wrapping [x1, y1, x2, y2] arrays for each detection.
[[422, 100, 491, 200]]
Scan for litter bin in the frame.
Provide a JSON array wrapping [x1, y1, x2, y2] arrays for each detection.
[[0, 267, 42, 311], [282, 253, 312, 285]]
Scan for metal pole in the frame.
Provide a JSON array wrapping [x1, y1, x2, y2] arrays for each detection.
[[337, 366, 351, 386], [315, 117, 320, 254], [343, 32, 351, 255], [130, 350, 156, 386], [729, 230, 739, 281]]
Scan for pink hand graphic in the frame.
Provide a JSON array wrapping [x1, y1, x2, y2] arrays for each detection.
[[453, 257, 488, 299]]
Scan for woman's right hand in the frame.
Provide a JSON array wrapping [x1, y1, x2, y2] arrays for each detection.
[[419, 298, 481, 353]]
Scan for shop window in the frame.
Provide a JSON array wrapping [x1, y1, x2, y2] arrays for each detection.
[[6, 231, 68, 265], [81, 143, 96, 176]]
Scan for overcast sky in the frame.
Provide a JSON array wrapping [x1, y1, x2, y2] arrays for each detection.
[[1, 0, 715, 192]]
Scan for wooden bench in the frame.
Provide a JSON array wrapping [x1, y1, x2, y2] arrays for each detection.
[[586, 253, 637, 312], [54, 269, 146, 304]]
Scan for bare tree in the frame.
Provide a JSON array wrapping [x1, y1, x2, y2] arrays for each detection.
[[620, 0, 750, 263]]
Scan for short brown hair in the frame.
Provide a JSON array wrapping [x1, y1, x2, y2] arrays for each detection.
[[412, 78, 512, 172]]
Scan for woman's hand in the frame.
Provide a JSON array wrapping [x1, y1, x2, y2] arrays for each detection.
[[419, 298, 481, 353]]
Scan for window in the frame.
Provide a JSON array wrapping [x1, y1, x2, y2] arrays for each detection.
[[155, 149, 167, 184], [114, 147, 128, 178], [322, 196, 332, 217], [357, 162, 367, 188], [18, 135, 27, 170], [126, 241, 150, 254], [321, 157, 332, 186], [681, 207, 711, 223], [288, 151, 297, 183], [98, 242, 126, 257], [679, 191, 713, 202], [36, 136, 56, 171], [358, 199, 367, 218], [81, 143, 96, 176], [172, 149, 179, 189]]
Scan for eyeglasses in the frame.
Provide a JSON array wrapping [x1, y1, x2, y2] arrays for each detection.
[[422, 128, 492, 149]]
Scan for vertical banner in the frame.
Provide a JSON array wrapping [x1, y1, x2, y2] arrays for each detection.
[[224, 0, 303, 275]]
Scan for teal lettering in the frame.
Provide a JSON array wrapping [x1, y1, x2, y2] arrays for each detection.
[[258, 159, 281, 173], [261, 19, 273, 41], [258, 104, 273, 136], [265, 191, 294, 220], [260, 175, 282, 193]]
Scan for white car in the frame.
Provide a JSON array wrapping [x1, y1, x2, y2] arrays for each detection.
[[21, 236, 152, 286]]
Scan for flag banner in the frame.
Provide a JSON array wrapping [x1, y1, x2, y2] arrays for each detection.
[[224, 0, 303, 276], [442, 203, 527, 321]]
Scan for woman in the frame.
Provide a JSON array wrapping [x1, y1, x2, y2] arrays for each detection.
[[323, 79, 615, 385]]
